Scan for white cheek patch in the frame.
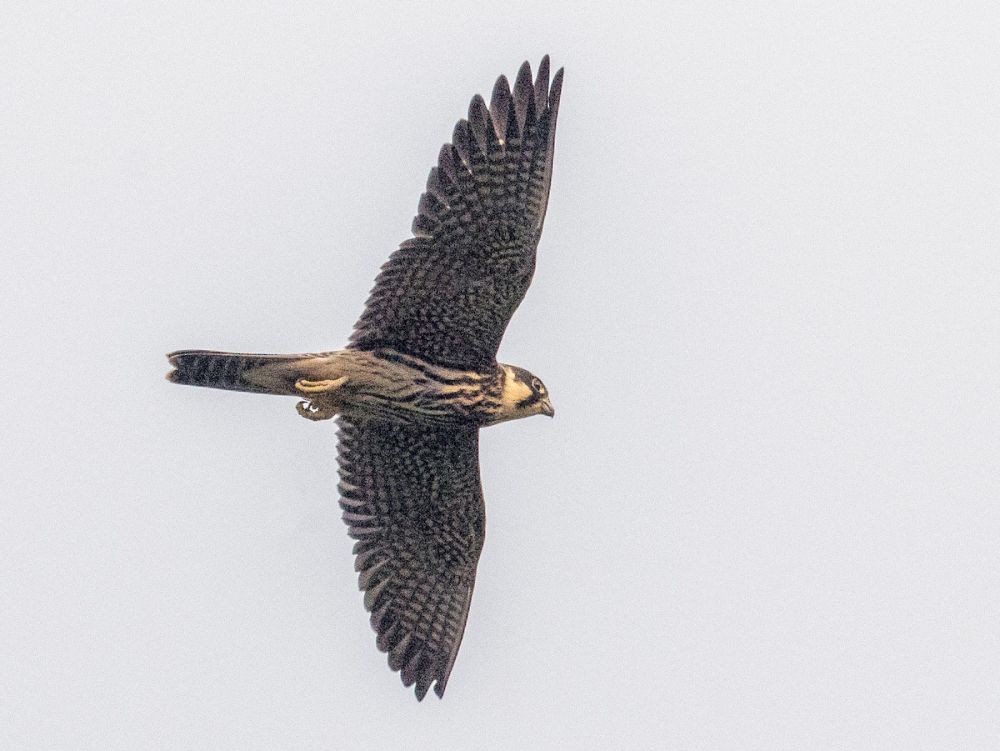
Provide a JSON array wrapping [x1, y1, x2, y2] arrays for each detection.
[[499, 368, 535, 413]]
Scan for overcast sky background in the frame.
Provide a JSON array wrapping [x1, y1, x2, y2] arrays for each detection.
[[3, 2, 999, 749]]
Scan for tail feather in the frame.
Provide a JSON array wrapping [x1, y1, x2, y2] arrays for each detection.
[[166, 350, 322, 396]]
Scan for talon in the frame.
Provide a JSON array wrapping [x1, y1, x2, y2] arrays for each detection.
[[297, 400, 321, 420], [295, 376, 348, 395], [296, 399, 336, 421]]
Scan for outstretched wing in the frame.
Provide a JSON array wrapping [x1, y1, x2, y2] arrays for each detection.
[[349, 57, 564, 370], [336, 419, 486, 700]]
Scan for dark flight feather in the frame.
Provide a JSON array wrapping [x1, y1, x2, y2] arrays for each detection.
[[348, 57, 564, 370], [336, 418, 485, 700]]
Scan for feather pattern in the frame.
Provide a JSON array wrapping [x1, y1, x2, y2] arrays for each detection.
[[336, 418, 485, 700], [349, 57, 564, 370], [166, 58, 564, 702]]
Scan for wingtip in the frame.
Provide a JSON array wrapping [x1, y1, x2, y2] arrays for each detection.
[[490, 74, 512, 109], [433, 678, 447, 699], [414, 676, 431, 701], [488, 73, 515, 144], [548, 66, 565, 114], [469, 92, 487, 111], [551, 66, 565, 93], [517, 59, 532, 82], [491, 74, 512, 108], [491, 73, 511, 100]]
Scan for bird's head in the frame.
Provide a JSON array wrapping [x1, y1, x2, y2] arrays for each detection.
[[493, 364, 554, 424]]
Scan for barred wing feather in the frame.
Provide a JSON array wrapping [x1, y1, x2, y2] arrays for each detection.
[[336, 419, 486, 699], [349, 57, 564, 370]]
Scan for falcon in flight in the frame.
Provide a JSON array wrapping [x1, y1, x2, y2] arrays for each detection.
[[167, 57, 563, 700]]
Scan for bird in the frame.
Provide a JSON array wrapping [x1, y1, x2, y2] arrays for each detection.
[[166, 57, 563, 700]]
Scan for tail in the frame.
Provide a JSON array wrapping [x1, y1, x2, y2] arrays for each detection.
[[166, 349, 325, 396]]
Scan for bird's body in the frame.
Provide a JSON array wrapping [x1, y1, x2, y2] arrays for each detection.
[[167, 348, 551, 427], [167, 57, 563, 700]]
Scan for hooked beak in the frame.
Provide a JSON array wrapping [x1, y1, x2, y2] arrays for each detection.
[[540, 399, 555, 418]]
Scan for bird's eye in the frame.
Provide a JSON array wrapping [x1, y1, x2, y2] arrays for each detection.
[[531, 378, 545, 394]]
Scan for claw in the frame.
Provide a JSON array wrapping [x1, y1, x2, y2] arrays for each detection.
[[296, 400, 336, 421]]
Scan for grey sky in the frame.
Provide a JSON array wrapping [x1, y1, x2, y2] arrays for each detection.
[[3, 2, 999, 748]]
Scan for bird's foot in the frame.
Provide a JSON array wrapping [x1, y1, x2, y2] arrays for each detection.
[[294, 377, 345, 421], [296, 400, 337, 421]]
